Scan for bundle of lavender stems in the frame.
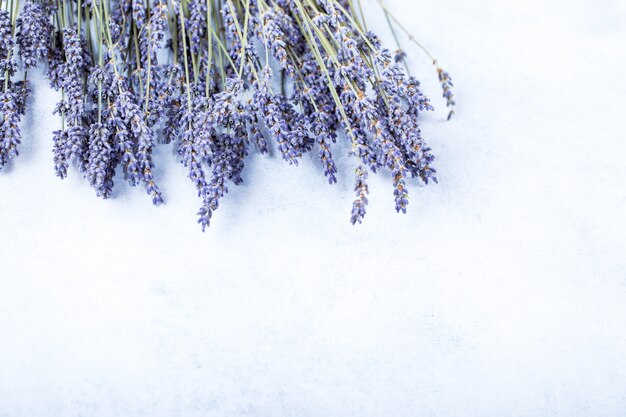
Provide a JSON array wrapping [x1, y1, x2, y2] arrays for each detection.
[[0, 0, 455, 230]]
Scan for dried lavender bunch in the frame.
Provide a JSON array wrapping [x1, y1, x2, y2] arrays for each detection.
[[2, 0, 456, 230]]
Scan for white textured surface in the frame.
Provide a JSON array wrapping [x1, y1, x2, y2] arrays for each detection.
[[1, 0, 626, 415]]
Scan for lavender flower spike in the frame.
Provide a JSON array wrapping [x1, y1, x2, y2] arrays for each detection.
[[0, 91, 22, 171], [17, 0, 51, 69], [351, 166, 369, 225], [85, 122, 114, 199], [436, 63, 456, 120]]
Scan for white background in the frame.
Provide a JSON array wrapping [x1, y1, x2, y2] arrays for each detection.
[[1, 0, 626, 415]]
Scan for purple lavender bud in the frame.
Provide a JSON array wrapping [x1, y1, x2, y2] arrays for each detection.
[[162, 64, 183, 144], [61, 28, 87, 169], [85, 122, 114, 198], [316, 0, 343, 28], [108, 98, 141, 186], [287, 108, 314, 152], [191, 96, 215, 161], [188, 0, 207, 55], [17, 0, 51, 69], [66, 125, 87, 168], [405, 76, 434, 112], [244, 101, 268, 154], [138, 1, 167, 76], [393, 173, 409, 213], [352, 92, 412, 212], [196, 131, 247, 231], [123, 93, 164, 204], [221, 1, 243, 67], [132, 0, 146, 27], [0, 90, 22, 171], [52, 129, 69, 178], [260, 9, 295, 75], [273, 2, 302, 47], [333, 26, 372, 91], [112, 0, 132, 34], [310, 110, 337, 184], [211, 77, 243, 127], [0, 10, 16, 78], [394, 50, 407, 63], [114, 90, 163, 203], [255, 67, 300, 165], [0, 10, 14, 54], [149, 2, 168, 50], [46, 43, 64, 90], [178, 91, 210, 198], [197, 173, 226, 231], [437, 65, 455, 120], [339, 89, 380, 172], [350, 166, 368, 224], [12, 80, 30, 115]]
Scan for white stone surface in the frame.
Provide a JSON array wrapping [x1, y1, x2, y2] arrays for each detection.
[[1, 0, 625, 415]]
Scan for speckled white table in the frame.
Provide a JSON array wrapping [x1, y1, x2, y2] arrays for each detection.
[[1, 0, 625, 415]]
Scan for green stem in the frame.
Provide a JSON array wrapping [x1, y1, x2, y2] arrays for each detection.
[[375, 0, 436, 63], [383, 10, 410, 75], [205, 0, 213, 97]]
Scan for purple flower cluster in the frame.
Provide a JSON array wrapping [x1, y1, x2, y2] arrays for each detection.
[[1, 0, 456, 230]]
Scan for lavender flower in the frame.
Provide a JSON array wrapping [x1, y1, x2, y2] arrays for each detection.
[[246, 101, 268, 154], [197, 163, 226, 231], [46, 44, 65, 90], [59, 27, 87, 169], [52, 129, 69, 178], [350, 166, 368, 224], [120, 91, 164, 204], [436, 64, 456, 120], [221, 0, 244, 68], [0, 91, 22, 171], [197, 132, 247, 231], [352, 92, 410, 213], [147, 1, 168, 52], [394, 49, 407, 63], [259, 9, 295, 75], [179, 94, 214, 229], [374, 48, 436, 185], [103, 88, 164, 204], [255, 67, 300, 165], [188, 0, 207, 56], [310, 110, 337, 184], [162, 64, 183, 144], [17, 0, 51, 69], [108, 97, 141, 186], [85, 122, 114, 198], [0, 10, 16, 78], [132, 0, 146, 27], [177, 91, 210, 221]]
